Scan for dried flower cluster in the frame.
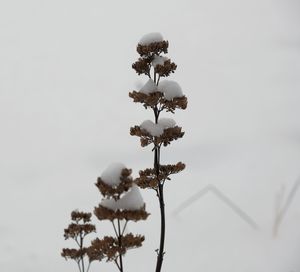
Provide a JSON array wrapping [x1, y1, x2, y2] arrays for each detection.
[[136, 162, 186, 189], [91, 167, 149, 271], [95, 168, 133, 200], [129, 90, 187, 112], [62, 168, 149, 272], [94, 204, 149, 222], [130, 125, 184, 147], [136, 41, 169, 58], [61, 211, 97, 272], [89, 234, 144, 262]]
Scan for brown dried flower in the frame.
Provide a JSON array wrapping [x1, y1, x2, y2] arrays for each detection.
[[61, 248, 87, 261], [95, 168, 133, 200], [135, 162, 186, 189], [90, 236, 120, 261], [94, 204, 149, 222], [61, 210, 98, 271], [64, 223, 96, 240], [71, 210, 92, 223], [89, 233, 145, 262], [64, 211, 96, 240], [121, 233, 145, 250], [129, 91, 187, 112], [132, 57, 152, 76], [137, 41, 169, 57], [154, 59, 177, 77], [130, 125, 184, 147]]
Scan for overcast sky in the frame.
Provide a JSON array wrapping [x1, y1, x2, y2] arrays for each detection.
[[0, 0, 300, 271]]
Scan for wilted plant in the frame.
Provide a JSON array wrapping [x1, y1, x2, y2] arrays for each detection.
[[61, 211, 96, 272], [130, 32, 187, 272], [62, 165, 148, 272], [62, 32, 186, 272], [92, 163, 149, 272]]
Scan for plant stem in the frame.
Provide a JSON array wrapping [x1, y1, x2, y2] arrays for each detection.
[[153, 106, 166, 272], [80, 233, 85, 272], [117, 219, 124, 272], [155, 182, 165, 272], [77, 261, 82, 272], [86, 262, 91, 272]]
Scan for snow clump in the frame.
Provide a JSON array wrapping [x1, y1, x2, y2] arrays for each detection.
[[152, 55, 168, 68], [101, 162, 126, 187], [101, 185, 145, 211], [139, 32, 164, 45], [140, 118, 176, 137], [140, 120, 164, 137], [140, 79, 157, 94], [158, 80, 183, 100], [158, 118, 176, 129]]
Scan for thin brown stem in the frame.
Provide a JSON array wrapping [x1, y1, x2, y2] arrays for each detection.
[[112, 220, 119, 238], [157, 75, 161, 85], [121, 220, 128, 236], [86, 262, 91, 272], [152, 107, 166, 272], [74, 236, 81, 248], [79, 232, 85, 272], [155, 182, 166, 272], [114, 259, 121, 271], [117, 219, 124, 272], [77, 260, 82, 272]]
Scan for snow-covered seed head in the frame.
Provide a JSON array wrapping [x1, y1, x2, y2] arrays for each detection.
[[158, 80, 184, 101], [136, 32, 168, 56], [140, 79, 158, 94], [96, 163, 133, 199], [139, 32, 164, 46], [101, 162, 126, 187]]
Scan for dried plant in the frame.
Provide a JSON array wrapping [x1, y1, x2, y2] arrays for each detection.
[[92, 166, 149, 272], [130, 33, 187, 272], [62, 166, 149, 272], [62, 33, 184, 272], [61, 211, 97, 272]]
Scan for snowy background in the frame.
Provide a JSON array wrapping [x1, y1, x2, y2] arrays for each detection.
[[1, 0, 300, 271]]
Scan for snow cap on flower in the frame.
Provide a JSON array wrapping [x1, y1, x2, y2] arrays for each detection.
[[152, 55, 168, 68], [139, 32, 164, 45], [158, 118, 176, 129], [137, 33, 168, 56], [100, 184, 145, 211], [140, 79, 157, 94], [158, 80, 183, 100], [101, 162, 126, 186], [96, 163, 133, 199], [140, 120, 164, 137]]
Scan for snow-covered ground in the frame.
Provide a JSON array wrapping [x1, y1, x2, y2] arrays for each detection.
[[0, 0, 300, 271]]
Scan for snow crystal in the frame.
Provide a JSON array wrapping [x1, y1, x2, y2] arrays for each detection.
[[158, 118, 176, 129], [158, 80, 183, 100], [140, 79, 157, 94], [101, 185, 144, 211], [140, 120, 164, 137], [139, 32, 164, 45], [101, 162, 126, 186], [152, 55, 168, 68]]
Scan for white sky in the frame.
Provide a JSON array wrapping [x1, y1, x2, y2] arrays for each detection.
[[0, 0, 300, 271]]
